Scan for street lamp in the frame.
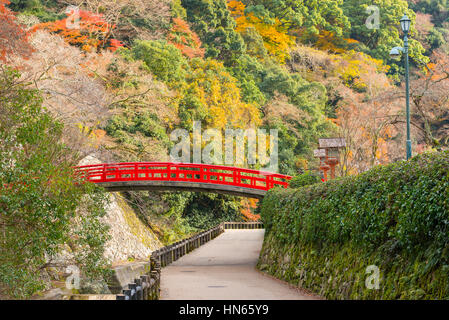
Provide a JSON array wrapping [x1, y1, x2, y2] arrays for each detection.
[[389, 13, 412, 160]]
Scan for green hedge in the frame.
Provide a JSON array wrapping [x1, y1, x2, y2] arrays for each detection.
[[259, 151, 449, 299]]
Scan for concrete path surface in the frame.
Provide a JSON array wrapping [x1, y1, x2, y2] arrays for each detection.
[[160, 229, 320, 300]]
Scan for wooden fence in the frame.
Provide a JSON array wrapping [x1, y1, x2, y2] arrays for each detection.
[[64, 222, 264, 300], [222, 221, 264, 229], [151, 224, 224, 268], [115, 221, 264, 299], [115, 256, 161, 300]]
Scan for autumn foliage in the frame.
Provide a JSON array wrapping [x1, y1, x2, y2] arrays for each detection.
[[228, 0, 294, 63], [32, 9, 123, 53], [240, 198, 260, 221], [168, 18, 205, 59], [0, 0, 33, 62]]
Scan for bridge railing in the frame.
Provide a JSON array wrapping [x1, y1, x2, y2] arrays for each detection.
[[74, 162, 291, 191]]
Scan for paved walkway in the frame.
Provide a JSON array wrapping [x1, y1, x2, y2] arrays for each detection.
[[160, 229, 320, 300]]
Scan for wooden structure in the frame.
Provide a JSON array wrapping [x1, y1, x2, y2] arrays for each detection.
[[314, 138, 346, 181], [74, 162, 291, 199], [64, 222, 264, 300]]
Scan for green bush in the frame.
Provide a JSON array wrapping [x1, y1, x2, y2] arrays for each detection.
[[0, 67, 111, 299], [289, 172, 321, 188], [259, 151, 449, 299], [183, 193, 242, 231], [131, 40, 187, 83], [105, 111, 170, 147]]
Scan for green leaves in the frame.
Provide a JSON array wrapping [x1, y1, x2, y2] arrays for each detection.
[[182, 0, 246, 64], [243, 0, 351, 40], [260, 151, 449, 299], [131, 40, 188, 83], [341, 0, 428, 79], [0, 66, 110, 298], [261, 150, 449, 260], [289, 171, 321, 188]]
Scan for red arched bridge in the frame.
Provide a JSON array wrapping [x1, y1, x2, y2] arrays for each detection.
[[74, 162, 291, 198]]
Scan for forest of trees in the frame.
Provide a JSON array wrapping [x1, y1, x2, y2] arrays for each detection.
[[2, 0, 449, 298]]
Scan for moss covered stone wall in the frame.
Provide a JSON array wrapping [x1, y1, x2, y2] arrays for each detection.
[[258, 151, 449, 299]]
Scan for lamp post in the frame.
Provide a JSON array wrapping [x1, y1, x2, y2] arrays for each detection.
[[390, 14, 412, 160]]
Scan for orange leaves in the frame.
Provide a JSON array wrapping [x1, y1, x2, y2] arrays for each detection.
[[228, 0, 294, 63], [109, 39, 124, 52], [426, 62, 436, 72], [0, 0, 33, 62], [0, 0, 9, 13], [228, 0, 245, 17], [240, 198, 260, 221], [32, 9, 123, 53], [168, 18, 204, 59]]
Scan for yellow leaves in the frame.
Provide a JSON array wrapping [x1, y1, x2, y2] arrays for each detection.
[[313, 31, 364, 54], [185, 58, 261, 130], [76, 123, 105, 148], [333, 50, 390, 91], [315, 30, 346, 53], [375, 137, 389, 161], [383, 126, 393, 139], [228, 0, 294, 63], [295, 157, 308, 170], [82, 44, 93, 52]]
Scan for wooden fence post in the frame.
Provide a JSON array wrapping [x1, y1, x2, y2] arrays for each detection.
[[122, 289, 131, 300], [129, 283, 137, 300], [116, 221, 270, 300], [141, 275, 149, 300], [135, 278, 142, 300]]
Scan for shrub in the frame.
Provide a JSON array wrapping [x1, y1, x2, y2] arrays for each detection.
[[0, 66, 111, 299], [260, 151, 449, 299], [131, 40, 187, 83], [31, 9, 124, 52], [289, 172, 321, 188]]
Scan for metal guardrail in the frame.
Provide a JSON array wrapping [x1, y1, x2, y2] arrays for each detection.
[[150, 222, 264, 269], [116, 221, 264, 299]]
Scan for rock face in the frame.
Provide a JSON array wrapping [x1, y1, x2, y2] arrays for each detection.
[[79, 154, 163, 264], [108, 261, 151, 293], [103, 193, 161, 262]]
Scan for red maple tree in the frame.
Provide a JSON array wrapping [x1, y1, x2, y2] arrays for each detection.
[[0, 0, 33, 62], [32, 9, 124, 53], [167, 18, 204, 59]]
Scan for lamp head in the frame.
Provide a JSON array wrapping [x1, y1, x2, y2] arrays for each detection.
[[389, 47, 402, 60], [400, 14, 411, 34]]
